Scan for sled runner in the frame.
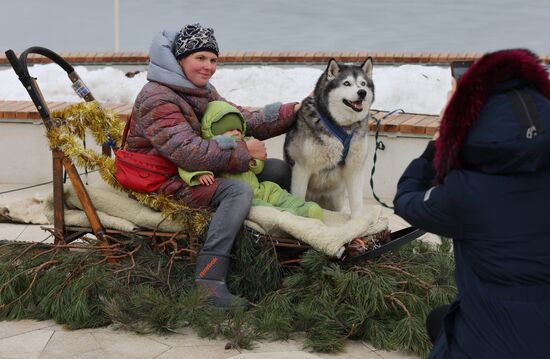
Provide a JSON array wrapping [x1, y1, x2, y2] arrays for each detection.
[[5, 46, 425, 262]]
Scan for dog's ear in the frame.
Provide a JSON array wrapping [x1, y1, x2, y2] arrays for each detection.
[[361, 57, 373, 78], [326, 58, 340, 81]]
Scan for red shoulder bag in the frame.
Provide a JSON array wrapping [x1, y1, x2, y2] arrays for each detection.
[[114, 115, 177, 193]]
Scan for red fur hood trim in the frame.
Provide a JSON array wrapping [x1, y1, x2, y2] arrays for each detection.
[[434, 49, 550, 182]]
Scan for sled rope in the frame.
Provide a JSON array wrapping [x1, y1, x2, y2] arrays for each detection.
[[369, 109, 404, 209]]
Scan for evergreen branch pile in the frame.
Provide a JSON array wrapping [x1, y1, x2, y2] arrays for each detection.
[[0, 233, 455, 357]]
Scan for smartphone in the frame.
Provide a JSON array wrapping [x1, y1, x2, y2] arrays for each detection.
[[451, 61, 474, 81]]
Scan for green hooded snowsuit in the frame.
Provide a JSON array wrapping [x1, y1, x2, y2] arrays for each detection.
[[178, 101, 323, 220]]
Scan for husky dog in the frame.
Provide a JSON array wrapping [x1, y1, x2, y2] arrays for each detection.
[[284, 58, 374, 218]]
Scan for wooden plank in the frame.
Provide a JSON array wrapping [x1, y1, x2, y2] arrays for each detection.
[[425, 117, 442, 136], [0, 100, 442, 136], [3, 101, 35, 119], [103, 102, 128, 112], [0, 100, 136, 122], [412, 115, 440, 134], [114, 103, 134, 115], [381, 113, 413, 132], [52, 151, 66, 244], [114, 104, 134, 122], [62, 158, 107, 243], [368, 111, 388, 131], [0, 101, 25, 118], [47, 102, 72, 112], [398, 114, 428, 134], [15, 103, 41, 119]]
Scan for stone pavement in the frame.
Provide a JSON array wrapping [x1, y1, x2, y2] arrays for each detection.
[[0, 320, 419, 359], [0, 183, 433, 359]]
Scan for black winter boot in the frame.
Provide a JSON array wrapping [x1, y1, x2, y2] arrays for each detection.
[[194, 253, 247, 309]]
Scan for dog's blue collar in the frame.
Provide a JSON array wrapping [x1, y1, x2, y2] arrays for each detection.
[[316, 109, 355, 165]]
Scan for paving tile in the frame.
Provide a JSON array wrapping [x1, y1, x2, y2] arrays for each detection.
[[91, 329, 171, 359], [315, 340, 378, 359], [362, 341, 378, 351], [156, 345, 240, 359], [0, 320, 55, 340], [0, 329, 53, 359], [12, 225, 53, 243], [376, 349, 420, 359], [228, 353, 319, 359], [0, 223, 27, 241], [51, 349, 110, 359], [239, 339, 303, 353], [148, 327, 225, 348], [317, 351, 381, 359], [38, 328, 103, 359]]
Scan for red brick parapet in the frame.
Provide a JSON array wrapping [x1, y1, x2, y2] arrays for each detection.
[[1, 51, 549, 66]]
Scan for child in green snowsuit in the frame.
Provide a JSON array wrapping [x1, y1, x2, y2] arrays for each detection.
[[178, 101, 323, 220]]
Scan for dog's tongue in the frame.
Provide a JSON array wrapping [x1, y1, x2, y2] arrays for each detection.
[[351, 101, 363, 110]]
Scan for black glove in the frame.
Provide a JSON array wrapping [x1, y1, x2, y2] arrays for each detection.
[[420, 140, 436, 161]]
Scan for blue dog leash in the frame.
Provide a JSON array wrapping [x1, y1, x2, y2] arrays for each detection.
[[316, 110, 355, 165]]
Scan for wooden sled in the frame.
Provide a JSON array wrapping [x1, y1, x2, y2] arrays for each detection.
[[5, 46, 425, 262]]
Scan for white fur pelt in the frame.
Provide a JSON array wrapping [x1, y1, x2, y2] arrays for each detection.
[[32, 180, 388, 257], [246, 205, 388, 258], [42, 180, 184, 233], [0, 196, 48, 224]]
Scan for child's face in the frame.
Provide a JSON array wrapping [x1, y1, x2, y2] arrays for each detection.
[[223, 129, 242, 139]]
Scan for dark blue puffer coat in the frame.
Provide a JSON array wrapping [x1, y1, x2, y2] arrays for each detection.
[[394, 50, 550, 359]]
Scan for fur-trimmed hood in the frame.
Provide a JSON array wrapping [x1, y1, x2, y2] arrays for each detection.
[[434, 49, 550, 181]]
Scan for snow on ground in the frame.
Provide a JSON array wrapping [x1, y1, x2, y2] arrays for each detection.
[[0, 63, 452, 115]]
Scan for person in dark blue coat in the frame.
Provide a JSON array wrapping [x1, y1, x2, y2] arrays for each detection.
[[394, 49, 550, 359]]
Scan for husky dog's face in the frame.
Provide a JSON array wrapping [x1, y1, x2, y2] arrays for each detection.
[[315, 58, 374, 126]]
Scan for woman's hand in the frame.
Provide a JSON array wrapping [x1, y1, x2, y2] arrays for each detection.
[[245, 138, 267, 160]]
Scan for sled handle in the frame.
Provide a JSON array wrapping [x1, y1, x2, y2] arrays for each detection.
[[20, 46, 95, 102], [19, 46, 75, 74], [5, 48, 51, 120], [5, 46, 96, 123]]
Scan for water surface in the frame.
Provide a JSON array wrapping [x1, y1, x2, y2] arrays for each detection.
[[1, 0, 549, 54]]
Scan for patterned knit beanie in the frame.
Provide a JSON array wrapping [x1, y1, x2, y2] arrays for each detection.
[[174, 23, 219, 60]]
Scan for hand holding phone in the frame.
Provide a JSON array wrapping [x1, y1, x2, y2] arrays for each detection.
[[451, 61, 474, 81]]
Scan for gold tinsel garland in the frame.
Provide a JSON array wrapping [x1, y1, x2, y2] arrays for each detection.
[[47, 101, 210, 236]]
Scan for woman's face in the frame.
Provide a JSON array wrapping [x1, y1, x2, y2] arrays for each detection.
[[178, 51, 218, 88]]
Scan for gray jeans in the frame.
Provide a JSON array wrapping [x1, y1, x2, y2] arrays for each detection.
[[201, 158, 291, 255]]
